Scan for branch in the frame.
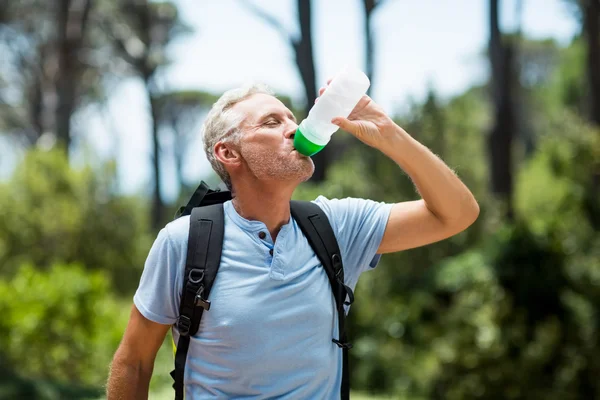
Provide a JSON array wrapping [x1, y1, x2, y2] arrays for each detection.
[[376, 0, 390, 9], [513, 0, 524, 38], [363, 0, 376, 16], [79, 0, 94, 37], [237, 0, 292, 44], [365, 0, 389, 16], [113, 35, 143, 67]]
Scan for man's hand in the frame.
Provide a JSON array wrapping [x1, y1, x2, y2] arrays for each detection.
[[317, 81, 397, 150], [316, 78, 479, 254]]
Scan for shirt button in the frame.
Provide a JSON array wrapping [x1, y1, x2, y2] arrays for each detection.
[[269, 249, 273, 256], [258, 231, 267, 239]]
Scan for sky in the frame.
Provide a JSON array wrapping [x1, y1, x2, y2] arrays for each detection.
[[2, 0, 580, 202]]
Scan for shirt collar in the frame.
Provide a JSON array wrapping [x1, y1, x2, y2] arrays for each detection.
[[223, 201, 293, 235]]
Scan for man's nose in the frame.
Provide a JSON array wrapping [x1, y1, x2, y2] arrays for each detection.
[[284, 121, 298, 140]]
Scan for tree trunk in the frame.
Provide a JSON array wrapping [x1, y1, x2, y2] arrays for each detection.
[[173, 120, 187, 196], [149, 93, 164, 231], [488, 0, 515, 218], [55, 0, 92, 151], [175, 151, 186, 195], [363, 0, 376, 96], [583, 0, 600, 228], [145, 75, 164, 231], [294, 0, 317, 109], [55, 0, 75, 149], [133, 0, 165, 231], [292, 0, 329, 182], [28, 66, 45, 145], [584, 0, 600, 127]]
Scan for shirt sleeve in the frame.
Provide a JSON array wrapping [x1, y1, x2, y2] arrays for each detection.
[[133, 226, 183, 325], [312, 196, 393, 290]]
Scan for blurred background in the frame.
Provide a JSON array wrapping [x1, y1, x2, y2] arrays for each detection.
[[0, 0, 599, 399]]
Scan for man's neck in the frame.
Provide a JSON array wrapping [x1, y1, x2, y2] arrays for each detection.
[[231, 182, 295, 241]]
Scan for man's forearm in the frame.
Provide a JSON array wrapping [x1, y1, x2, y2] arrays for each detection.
[[107, 359, 152, 400], [378, 125, 479, 222]]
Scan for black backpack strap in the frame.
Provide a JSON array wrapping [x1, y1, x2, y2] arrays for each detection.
[[290, 200, 353, 400], [175, 181, 232, 219], [170, 204, 225, 400]]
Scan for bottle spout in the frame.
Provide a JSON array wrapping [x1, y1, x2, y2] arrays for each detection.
[[293, 127, 326, 157]]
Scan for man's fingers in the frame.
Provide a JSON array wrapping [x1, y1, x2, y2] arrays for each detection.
[[314, 86, 327, 103], [315, 79, 333, 104], [331, 117, 359, 134]]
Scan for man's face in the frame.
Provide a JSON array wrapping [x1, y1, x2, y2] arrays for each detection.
[[230, 93, 314, 184]]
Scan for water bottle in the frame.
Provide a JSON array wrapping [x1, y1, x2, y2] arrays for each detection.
[[293, 66, 371, 156]]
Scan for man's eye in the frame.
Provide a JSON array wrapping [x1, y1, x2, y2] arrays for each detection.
[[265, 120, 280, 127]]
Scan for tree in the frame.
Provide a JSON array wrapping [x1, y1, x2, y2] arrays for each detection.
[[236, 0, 317, 121], [581, 0, 600, 209], [0, 0, 102, 150], [361, 0, 387, 96], [564, 0, 600, 223], [155, 90, 220, 195], [0, 263, 127, 388], [515, 37, 562, 157], [0, 148, 152, 294], [582, 0, 600, 127], [487, 0, 521, 219], [55, 0, 94, 149], [0, 4, 49, 146], [101, 0, 190, 231]]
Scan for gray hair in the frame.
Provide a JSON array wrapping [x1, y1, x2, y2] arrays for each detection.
[[201, 83, 274, 191]]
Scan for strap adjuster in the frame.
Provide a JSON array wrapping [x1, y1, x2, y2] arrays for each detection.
[[332, 253, 342, 268], [176, 315, 192, 337], [332, 338, 353, 349]]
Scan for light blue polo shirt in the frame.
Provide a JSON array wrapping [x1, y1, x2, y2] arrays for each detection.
[[133, 195, 393, 399]]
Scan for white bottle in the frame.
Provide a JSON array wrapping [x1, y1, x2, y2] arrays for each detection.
[[294, 66, 371, 156]]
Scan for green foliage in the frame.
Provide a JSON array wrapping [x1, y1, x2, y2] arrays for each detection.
[[0, 148, 152, 293], [0, 361, 103, 400], [515, 111, 600, 234], [0, 263, 128, 389], [424, 217, 599, 400], [536, 38, 587, 115]]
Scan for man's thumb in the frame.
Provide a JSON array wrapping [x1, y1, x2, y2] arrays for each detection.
[[331, 117, 358, 133]]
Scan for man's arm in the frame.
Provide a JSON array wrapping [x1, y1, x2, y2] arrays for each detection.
[[331, 96, 479, 254], [107, 305, 171, 400], [373, 127, 479, 253]]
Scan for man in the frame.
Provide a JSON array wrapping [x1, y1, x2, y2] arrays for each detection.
[[107, 81, 479, 399]]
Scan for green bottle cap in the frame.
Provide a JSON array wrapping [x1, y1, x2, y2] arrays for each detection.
[[293, 127, 325, 156]]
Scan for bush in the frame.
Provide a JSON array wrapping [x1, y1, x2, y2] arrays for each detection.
[[0, 148, 152, 294], [0, 263, 129, 387]]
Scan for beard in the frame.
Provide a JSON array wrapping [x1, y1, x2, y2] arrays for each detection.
[[240, 144, 315, 183]]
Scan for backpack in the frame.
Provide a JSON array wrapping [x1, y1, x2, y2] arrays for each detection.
[[169, 181, 355, 400]]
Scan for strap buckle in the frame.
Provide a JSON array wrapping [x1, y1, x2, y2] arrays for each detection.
[[195, 286, 211, 311], [332, 338, 353, 350], [176, 315, 192, 337]]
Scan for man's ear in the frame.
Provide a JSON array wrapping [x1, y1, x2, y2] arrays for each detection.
[[214, 141, 242, 168]]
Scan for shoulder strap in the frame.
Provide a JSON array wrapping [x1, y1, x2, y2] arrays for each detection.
[[174, 181, 232, 219], [290, 200, 353, 400], [170, 204, 225, 400]]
